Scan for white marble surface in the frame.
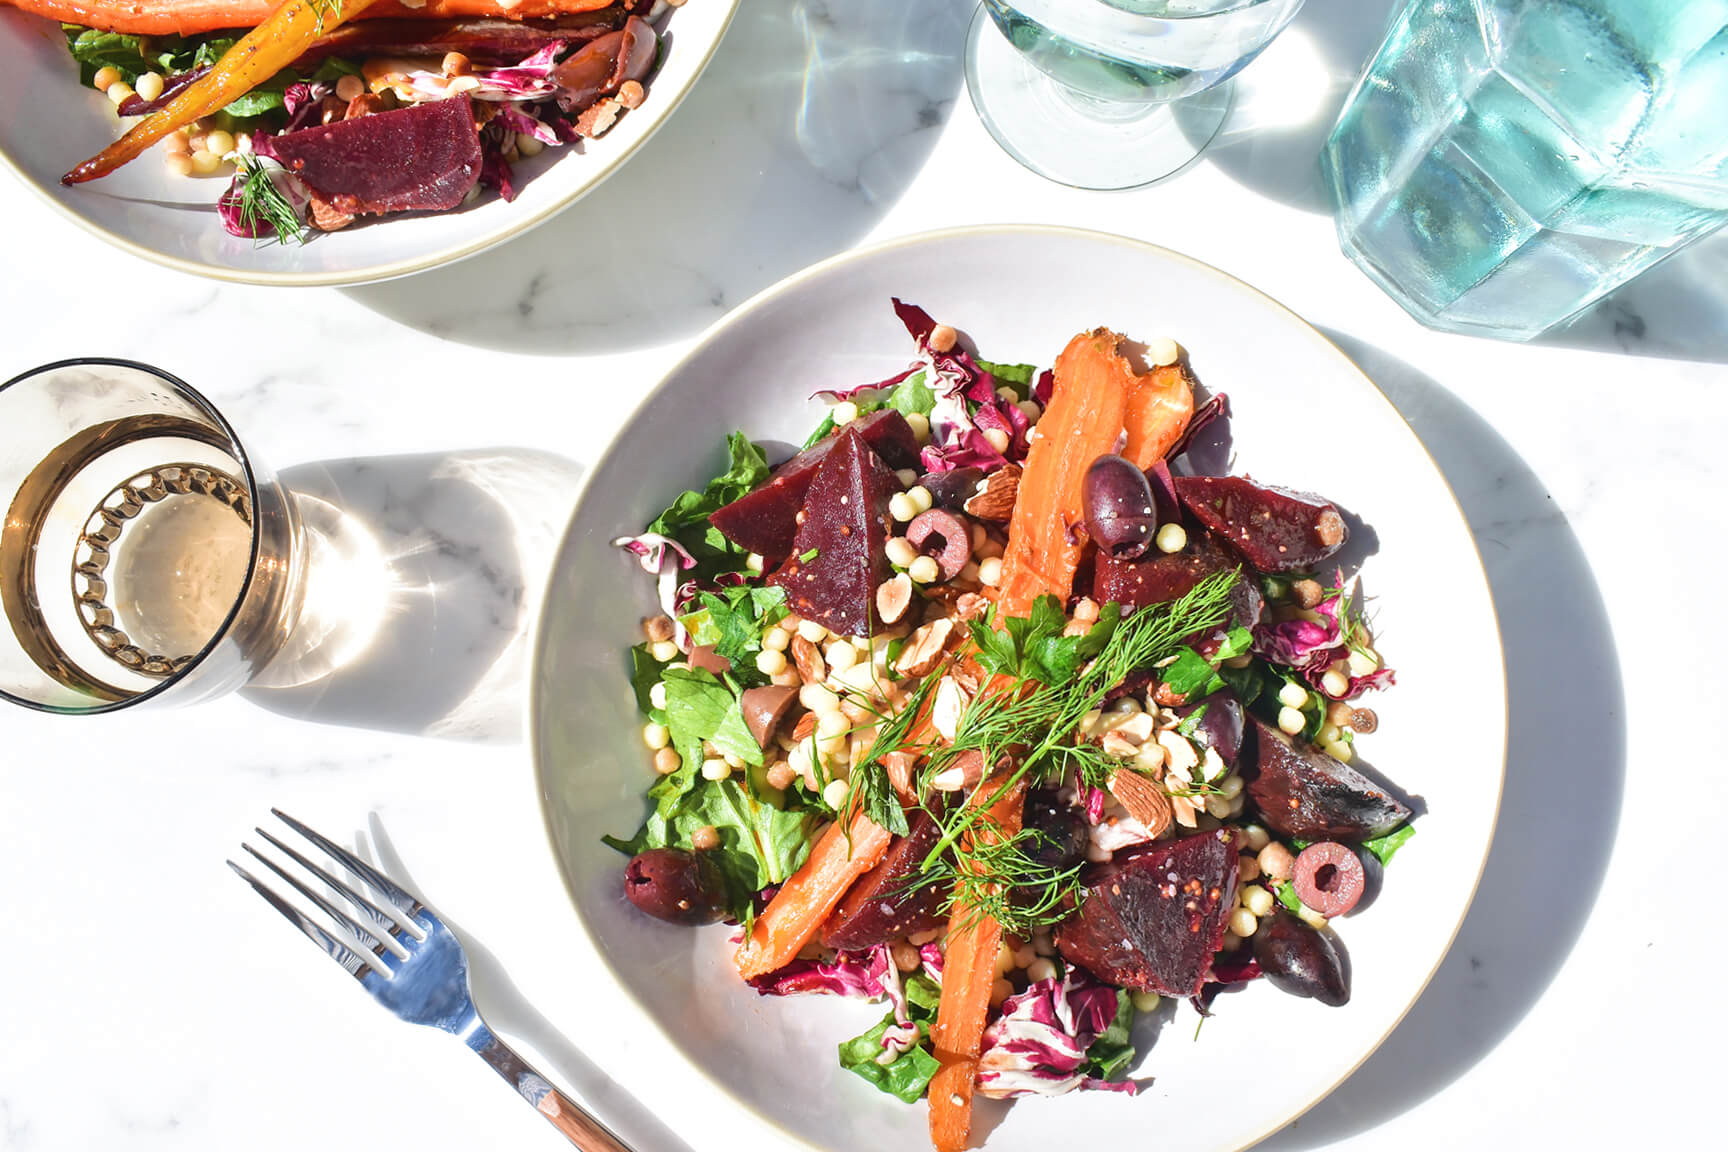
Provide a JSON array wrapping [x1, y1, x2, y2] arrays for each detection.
[[2, 1, 1725, 1149]]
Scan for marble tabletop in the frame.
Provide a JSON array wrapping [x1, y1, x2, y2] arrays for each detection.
[[2, 1, 1725, 1149]]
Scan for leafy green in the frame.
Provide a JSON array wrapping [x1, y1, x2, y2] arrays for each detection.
[[230, 154, 305, 247], [976, 359, 1039, 399], [60, 25, 292, 122], [839, 974, 943, 1103], [662, 667, 763, 770], [885, 371, 936, 418], [1160, 626, 1253, 699], [965, 596, 1120, 686], [1362, 823, 1415, 865], [628, 643, 669, 721], [1174, 702, 1210, 738], [1275, 880, 1301, 912], [800, 414, 837, 451], [1083, 990, 1138, 1082], [1218, 657, 1274, 707], [925, 825, 1084, 937], [645, 433, 771, 580], [680, 585, 787, 682]]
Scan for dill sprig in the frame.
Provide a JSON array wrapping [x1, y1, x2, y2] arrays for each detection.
[[233, 154, 306, 247], [924, 822, 1084, 937]]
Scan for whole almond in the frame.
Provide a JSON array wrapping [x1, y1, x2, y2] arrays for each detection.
[[790, 634, 826, 684], [1108, 770, 1173, 839], [876, 572, 913, 624], [964, 463, 1021, 522]]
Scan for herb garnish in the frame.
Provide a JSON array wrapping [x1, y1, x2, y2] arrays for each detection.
[[232, 154, 306, 247]]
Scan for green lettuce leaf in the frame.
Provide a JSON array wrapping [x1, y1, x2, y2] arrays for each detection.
[[885, 370, 936, 418], [628, 643, 669, 721], [1083, 989, 1137, 1082], [645, 432, 770, 580], [976, 359, 1039, 399], [662, 667, 763, 770], [839, 973, 943, 1103], [1362, 823, 1415, 865]]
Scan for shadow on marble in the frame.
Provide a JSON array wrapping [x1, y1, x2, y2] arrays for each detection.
[[1533, 229, 1728, 364], [1255, 332, 1628, 1149], [1204, 0, 1399, 215], [242, 449, 582, 743], [343, 0, 969, 356], [360, 815, 696, 1152]]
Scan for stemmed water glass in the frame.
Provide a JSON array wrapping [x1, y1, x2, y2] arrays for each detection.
[[966, 0, 1308, 190]]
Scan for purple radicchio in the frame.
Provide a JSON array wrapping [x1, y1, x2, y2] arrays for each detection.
[[613, 532, 697, 635], [216, 160, 310, 240], [1251, 570, 1396, 700], [748, 944, 893, 1000], [919, 942, 945, 986], [976, 971, 1139, 1099]]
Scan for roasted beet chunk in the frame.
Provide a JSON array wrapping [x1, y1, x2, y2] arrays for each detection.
[[1173, 476, 1347, 575], [1056, 830, 1238, 997], [822, 807, 950, 951], [766, 425, 898, 637], [710, 410, 918, 565], [1093, 533, 1262, 641], [261, 94, 481, 217], [1247, 717, 1411, 842]]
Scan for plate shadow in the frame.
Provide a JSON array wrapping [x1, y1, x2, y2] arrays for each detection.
[[1255, 332, 1628, 1148], [344, 0, 969, 355], [242, 449, 583, 744]]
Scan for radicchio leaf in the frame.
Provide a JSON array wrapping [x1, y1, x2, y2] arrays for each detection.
[[976, 971, 1139, 1099]]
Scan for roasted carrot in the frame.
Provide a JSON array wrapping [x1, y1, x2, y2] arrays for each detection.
[[7, 0, 616, 37], [928, 774, 1027, 1152], [734, 811, 893, 980], [992, 328, 1137, 617], [1121, 361, 1196, 472], [62, 0, 387, 184]]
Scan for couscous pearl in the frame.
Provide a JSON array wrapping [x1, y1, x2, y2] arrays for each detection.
[[1347, 648, 1380, 677], [908, 555, 940, 584], [653, 748, 681, 775], [995, 386, 1018, 402], [107, 82, 135, 106], [642, 722, 670, 750], [1019, 400, 1042, 422], [165, 153, 194, 177], [204, 129, 236, 156], [1026, 958, 1057, 983], [762, 627, 791, 652], [1245, 886, 1275, 918], [1321, 736, 1353, 762], [1155, 523, 1187, 553], [822, 779, 849, 809], [1278, 682, 1310, 709], [745, 553, 764, 574], [1276, 706, 1306, 735], [831, 400, 860, 425], [885, 537, 918, 568], [906, 485, 933, 514], [816, 711, 850, 740], [190, 149, 223, 174], [516, 133, 545, 158], [1238, 856, 1262, 883], [649, 681, 667, 710], [134, 71, 164, 102], [797, 618, 829, 643], [1073, 597, 1100, 623], [906, 412, 931, 442], [649, 640, 680, 662], [895, 468, 919, 488], [1147, 337, 1181, 367], [754, 648, 787, 676], [1297, 905, 1329, 931], [978, 556, 1003, 586], [335, 73, 366, 102], [800, 683, 840, 714], [1259, 842, 1295, 882], [889, 492, 918, 522], [995, 943, 1016, 974], [1321, 668, 1351, 697], [92, 65, 123, 92], [1243, 824, 1272, 853], [1229, 907, 1258, 938], [990, 978, 1014, 1007], [1204, 793, 1232, 819], [1130, 990, 1162, 1013], [982, 427, 1011, 454], [1219, 774, 1244, 799], [700, 758, 731, 781], [826, 642, 858, 672]]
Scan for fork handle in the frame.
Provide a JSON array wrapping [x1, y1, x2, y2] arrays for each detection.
[[469, 1025, 632, 1151]]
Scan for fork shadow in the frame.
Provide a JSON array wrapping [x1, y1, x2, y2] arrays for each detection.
[[362, 814, 697, 1152], [241, 449, 583, 744], [1251, 332, 1628, 1148], [344, 0, 969, 356]]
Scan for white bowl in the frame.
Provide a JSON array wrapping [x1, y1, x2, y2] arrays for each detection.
[[532, 225, 1505, 1152], [0, 2, 737, 286]]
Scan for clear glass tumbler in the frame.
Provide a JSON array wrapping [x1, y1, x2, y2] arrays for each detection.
[[0, 360, 302, 713], [967, 0, 1308, 190], [1323, 0, 1728, 339]]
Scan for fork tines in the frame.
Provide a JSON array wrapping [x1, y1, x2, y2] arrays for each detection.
[[229, 810, 427, 981]]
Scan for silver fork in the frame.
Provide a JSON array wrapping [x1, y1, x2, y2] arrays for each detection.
[[230, 810, 630, 1151]]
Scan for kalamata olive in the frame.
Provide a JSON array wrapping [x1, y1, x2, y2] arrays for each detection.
[[1252, 908, 1349, 1006], [1022, 790, 1087, 869], [687, 644, 731, 675], [1292, 842, 1367, 917], [916, 468, 985, 511], [904, 508, 972, 581], [1082, 455, 1158, 560], [623, 848, 725, 925], [740, 684, 798, 750]]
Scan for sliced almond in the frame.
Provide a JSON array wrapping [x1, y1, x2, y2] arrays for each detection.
[[1169, 792, 1201, 829], [1108, 770, 1173, 839], [1101, 729, 1140, 760], [790, 634, 826, 685], [883, 750, 919, 803], [931, 749, 985, 792], [895, 618, 957, 678], [931, 676, 968, 742], [876, 572, 913, 624], [954, 592, 990, 621], [1157, 728, 1200, 777], [964, 463, 1021, 522]]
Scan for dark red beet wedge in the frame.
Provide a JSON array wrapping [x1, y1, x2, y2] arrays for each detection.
[[1173, 476, 1347, 575], [261, 94, 481, 217], [1056, 829, 1239, 997], [821, 807, 950, 951], [766, 425, 898, 636], [710, 410, 918, 565], [1093, 532, 1237, 609], [1247, 717, 1411, 842]]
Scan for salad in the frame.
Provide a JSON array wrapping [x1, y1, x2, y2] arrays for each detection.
[[606, 301, 1415, 1150], [12, 0, 679, 241]]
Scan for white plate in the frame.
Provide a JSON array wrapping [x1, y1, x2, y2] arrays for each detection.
[[531, 225, 1505, 1152], [0, 2, 737, 286]]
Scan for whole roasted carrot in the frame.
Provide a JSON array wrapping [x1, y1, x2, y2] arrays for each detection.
[[61, 0, 384, 185]]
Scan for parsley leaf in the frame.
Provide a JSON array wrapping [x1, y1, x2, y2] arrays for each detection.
[[966, 595, 1120, 685], [681, 585, 787, 681], [1083, 989, 1138, 1082], [1161, 626, 1253, 698]]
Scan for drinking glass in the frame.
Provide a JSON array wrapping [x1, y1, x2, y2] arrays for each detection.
[[966, 0, 1308, 190], [0, 360, 304, 713], [1323, 0, 1728, 339]]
